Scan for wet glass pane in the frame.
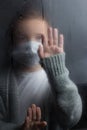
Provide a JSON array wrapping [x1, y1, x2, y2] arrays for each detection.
[[0, 0, 87, 130]]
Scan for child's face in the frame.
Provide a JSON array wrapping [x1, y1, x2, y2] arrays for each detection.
[[14, 18, 48, 45]]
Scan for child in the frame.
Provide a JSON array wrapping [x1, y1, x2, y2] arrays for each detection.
[[0, 1, 82, 130]]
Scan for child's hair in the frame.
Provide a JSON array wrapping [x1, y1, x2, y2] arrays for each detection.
[[9, 0, 50, 44]]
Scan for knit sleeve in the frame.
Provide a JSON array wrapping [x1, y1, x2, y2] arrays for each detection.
[[0, 72, 21, 130], [41, 52, 82, 129], [0, 96, 21, 130]]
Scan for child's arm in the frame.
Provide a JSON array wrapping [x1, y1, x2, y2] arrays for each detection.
[[41, 52, 82, 129], [39, 27, 82, 128]]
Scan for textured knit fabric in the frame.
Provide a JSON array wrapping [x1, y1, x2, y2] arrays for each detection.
[[0, 53, 82, 130]]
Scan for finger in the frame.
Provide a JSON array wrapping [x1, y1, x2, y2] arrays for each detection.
[[32, 104, 37, 121], [48, 27, 53, 45], [27, 107, 32, 121], [25, 116, 30, 128], [34, 121, 47, 128], [36, 107, 41, 121], [53, 28, 58, 45], [58, 34, 64, 48]]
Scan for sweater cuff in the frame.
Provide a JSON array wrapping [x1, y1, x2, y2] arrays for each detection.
[[41, 52, 68, 76]]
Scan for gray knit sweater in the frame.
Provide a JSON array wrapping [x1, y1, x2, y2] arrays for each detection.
[[0, 53, 82, 130]]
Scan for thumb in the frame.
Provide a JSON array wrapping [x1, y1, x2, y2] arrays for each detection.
[[38, 45, 44, 58], [34, 121, 47, 128]]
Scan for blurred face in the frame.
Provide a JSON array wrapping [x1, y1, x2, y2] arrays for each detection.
[[13, 18, 48, 45]]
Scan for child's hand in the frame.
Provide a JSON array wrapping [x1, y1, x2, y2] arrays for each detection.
[[21, 104, 47, 130], [39, 27, 64, 58]]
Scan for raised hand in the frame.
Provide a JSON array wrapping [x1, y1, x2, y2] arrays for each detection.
[[39, 27, 64, 58], [21, 104, 47, 130]]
